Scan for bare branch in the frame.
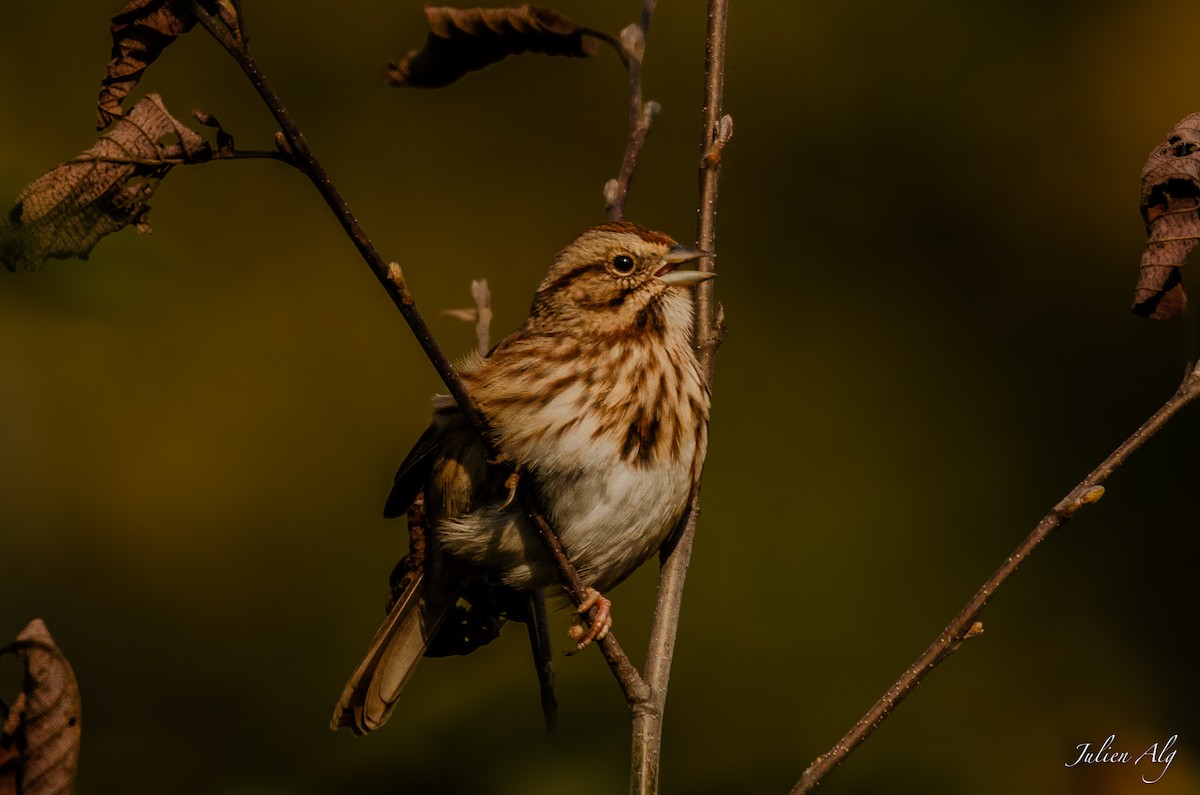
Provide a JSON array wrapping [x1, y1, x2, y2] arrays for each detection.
[[441, 278, 493, 357], [605, 2, 661, 221], [630, 0, 730, 791], [790, 360, 1200, 794], [189, 2, 646, 703], [445, 279, 561, 727]]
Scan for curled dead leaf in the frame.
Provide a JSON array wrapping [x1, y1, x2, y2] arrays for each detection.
[[1135, 113, 1200, 319], [1, 93, 209, 273], [0, 620, 82, 795], [387, 5, 598, 89], [98, 0, 198, 129], [0, 698, 21, 795], [192, 110, 235, 156]]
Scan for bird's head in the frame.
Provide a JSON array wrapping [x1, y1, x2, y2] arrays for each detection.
[[529, 222, 714, 339]]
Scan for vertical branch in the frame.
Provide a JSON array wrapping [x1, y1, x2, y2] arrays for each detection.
[[604, 1, 661, 221], [630, 1, 731, 793], [448, 280, 559, 730], [448, 282, 559, 734], [442, 278, 494, 358], [469, 279, 493, 357]]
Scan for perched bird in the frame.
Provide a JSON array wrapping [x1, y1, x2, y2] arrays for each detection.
[[332, 222, 713, 734]]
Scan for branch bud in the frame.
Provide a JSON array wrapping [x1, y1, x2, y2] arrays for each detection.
[[273, 131, 295, 160], [603, 178, 621, 208], [619, 23, 645, 62], [642, 100, 662, 127]]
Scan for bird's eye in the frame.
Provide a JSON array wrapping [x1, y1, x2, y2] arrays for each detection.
[[611, 254, 635, 274]]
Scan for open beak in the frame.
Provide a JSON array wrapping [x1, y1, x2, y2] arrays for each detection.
[[655, 245, 716, 287]]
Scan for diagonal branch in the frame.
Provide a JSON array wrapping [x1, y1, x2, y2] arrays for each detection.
[[189, 1, 647, 704], [790, 359, 1200, 794], [630, 0, 731, 792]]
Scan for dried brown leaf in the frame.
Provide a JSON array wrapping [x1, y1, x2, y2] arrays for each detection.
[[387, 4, 598, 89], [1135, 113, 1200, 319], [98, 0, 198, 129], [0, 620, 81, 795], [0, 697, 21, 795], [1, 93, 208, 273], [192, 109, 235, 156]]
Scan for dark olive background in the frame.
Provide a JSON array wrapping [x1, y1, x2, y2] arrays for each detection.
[[2, 2, 1198, 794]]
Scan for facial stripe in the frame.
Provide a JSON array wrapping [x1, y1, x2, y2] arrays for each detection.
[[537, 261, 595, 301]]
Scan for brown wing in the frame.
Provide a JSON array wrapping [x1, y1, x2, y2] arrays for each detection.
[[383, 421, 446, 519]]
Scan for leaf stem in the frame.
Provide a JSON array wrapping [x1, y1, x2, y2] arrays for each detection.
[[69, 149, 292, 167]]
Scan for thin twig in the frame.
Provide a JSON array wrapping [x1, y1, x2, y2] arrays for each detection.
[[639, 0, 658, 36], [790, 360, 1200, 794], [604, 0, 661, 221], [440, 278, 492, 357], [448, 280, 559, 729], [469, 279, 492, 358], [630, 0, 730, 792], [189, 2, 647, 703]]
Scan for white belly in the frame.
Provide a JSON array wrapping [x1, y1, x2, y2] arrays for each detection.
[[538, 457, 693, 591], [433, 454, 694, 593]]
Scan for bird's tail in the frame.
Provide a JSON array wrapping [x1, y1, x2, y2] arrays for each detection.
[[330, 570, 454, 734]]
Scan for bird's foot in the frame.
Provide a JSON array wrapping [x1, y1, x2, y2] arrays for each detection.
[[499, 467, 522, 509], [566, 587, 612, 654]]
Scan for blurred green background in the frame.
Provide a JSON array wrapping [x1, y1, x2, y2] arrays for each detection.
[[2, 1, 1199, 793]]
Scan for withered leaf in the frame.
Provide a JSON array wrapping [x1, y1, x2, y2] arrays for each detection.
[[0, 620, 82, 795], [0, 698, 20, 795], [1135, 113, 1200, 319], [387, 5, 598, 89], [98, 0, 198, 129], [1, 93, 209, 273], [192, 110, 235, 156], [213, 0, 245, 44]]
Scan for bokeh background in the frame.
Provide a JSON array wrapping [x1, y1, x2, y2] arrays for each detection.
[[2, 1, 1199, 793]]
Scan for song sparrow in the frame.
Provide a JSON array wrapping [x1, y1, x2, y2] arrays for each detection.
[[331, 222, 713, 734]]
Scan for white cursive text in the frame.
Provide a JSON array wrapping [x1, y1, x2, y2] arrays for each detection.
[[1065, 734, 1177, 784]]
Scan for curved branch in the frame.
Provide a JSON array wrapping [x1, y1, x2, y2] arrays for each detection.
[[790, 359, 1200, 794]]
